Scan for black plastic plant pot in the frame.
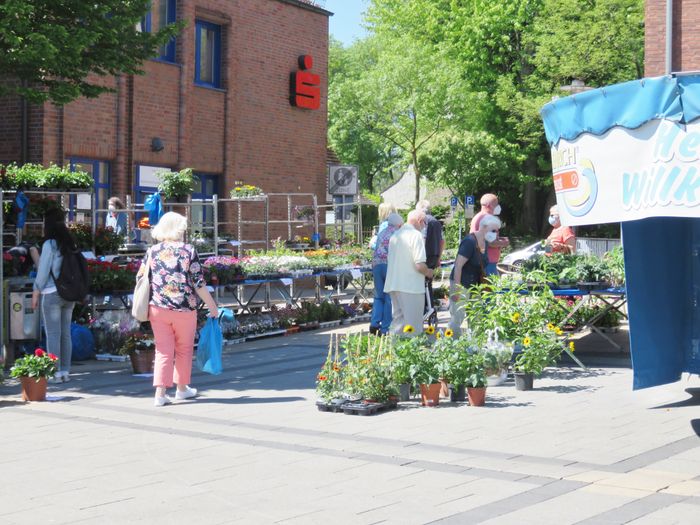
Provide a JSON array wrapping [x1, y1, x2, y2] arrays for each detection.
[[514, 372, 534, 391], [449, 384, 466, 402]]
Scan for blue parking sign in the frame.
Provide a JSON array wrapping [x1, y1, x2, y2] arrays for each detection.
[[450, 196, 458, 208], [466, 195, 475, 206]]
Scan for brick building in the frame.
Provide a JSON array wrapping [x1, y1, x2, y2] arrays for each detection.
[[646, 0, 700, 75], [0, 0, 330, 239]]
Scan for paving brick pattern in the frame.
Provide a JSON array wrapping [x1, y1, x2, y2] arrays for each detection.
[[1, 327, 699, 524]]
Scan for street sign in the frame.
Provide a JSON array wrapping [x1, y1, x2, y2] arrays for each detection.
[[466, 195, 475, 206], [450, 196, 458, 209], [465, 195, 475, 219]]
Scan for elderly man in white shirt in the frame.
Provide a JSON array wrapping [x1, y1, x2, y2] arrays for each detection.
[[384, 210, 434, 335]]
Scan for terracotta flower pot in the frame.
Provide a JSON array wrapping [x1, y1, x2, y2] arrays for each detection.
[[420, 383, 442, 407], [285, 326, 300, 335], [467, 386, 487, 406], [20, 377, 48, 402], [129, 349, 155, 374]]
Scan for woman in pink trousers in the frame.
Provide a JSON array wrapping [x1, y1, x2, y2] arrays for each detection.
[[137, 212, 218, 406]]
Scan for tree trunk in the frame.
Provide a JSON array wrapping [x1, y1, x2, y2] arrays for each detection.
[[413, 151, 420, 204], [521, 155, 539, 234]]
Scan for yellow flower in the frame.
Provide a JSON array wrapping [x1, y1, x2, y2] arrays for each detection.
[[436, 331, 442, 339], [511, 313, 520, 323], [555, 327, 563, 336], [445, 329, 454, 338], [569, 341, 575, 352], [523, 337, 532, 347], [403, 325, 415, 334], [546, 323, 555, 331], [425, 325, 435, 335]]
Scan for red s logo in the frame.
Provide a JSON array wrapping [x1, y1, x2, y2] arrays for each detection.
[[290, 55, 320, 110]]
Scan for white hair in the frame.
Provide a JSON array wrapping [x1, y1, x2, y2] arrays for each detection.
[[479, 214, 501, 231], [151, 211, 188, 242], [415, 199, 431, 213], [387, 212, 404, 227]]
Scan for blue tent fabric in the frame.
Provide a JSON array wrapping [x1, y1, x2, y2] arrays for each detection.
[[622, 218, 700, 388], [540, 75, 700, 146], [14, 191, 29, 228], [71, 323, 95, 361], [144, 193, 164, 226]]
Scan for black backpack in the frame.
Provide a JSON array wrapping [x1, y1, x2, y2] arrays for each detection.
[[51, 248, 89, 302]]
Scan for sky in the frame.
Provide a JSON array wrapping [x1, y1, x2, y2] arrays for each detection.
[[324, 0, 369, 46]]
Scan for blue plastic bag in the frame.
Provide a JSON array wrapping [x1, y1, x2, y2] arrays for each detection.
[[196, 317, 223, 375], [143, 192, 164, 226], [71, 323, 95, 361]]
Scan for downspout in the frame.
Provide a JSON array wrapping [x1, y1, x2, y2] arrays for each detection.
[[665, 0, 673, 75]]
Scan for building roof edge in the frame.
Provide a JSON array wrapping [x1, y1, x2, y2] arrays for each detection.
[[275, 0, 333, 17]]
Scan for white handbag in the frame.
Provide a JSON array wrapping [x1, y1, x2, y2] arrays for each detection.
[[131, 250, 152, 322]]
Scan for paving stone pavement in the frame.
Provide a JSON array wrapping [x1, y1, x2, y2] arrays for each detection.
[[1, 324, 699, 524]]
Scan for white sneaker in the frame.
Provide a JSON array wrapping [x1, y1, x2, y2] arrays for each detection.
[[175, 386, 198, 400], [154, 396, 172, 407], [48, 375, 62, 384], [61, 372, 70, 383]]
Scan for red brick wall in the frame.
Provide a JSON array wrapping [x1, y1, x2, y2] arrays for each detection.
[[646, 0, 700, 75], [1, 0, 329, 244], [0, 80, 22, 165]]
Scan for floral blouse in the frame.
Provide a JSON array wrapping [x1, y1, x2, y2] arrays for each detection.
[[138, 242, 206, 311], [372, 223, 400, 266]]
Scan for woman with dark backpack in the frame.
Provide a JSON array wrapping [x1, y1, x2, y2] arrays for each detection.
[[31, 208, 78, 383]]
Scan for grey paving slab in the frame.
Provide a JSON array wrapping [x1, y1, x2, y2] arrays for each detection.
[[1, 326, 698, 524], [575, 493, 687, 524]]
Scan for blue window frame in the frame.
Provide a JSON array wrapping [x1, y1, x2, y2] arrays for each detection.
[[69, 158, 110, 224], [138, 7, 151, 34], [195, 20, 222, 88], [192, 173, 219, 226], [158, 0, 177, 62]]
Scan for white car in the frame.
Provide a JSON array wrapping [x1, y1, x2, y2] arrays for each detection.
[[501, 241, 546, 268]]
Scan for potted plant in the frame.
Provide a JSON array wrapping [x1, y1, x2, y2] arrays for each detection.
[[157, 168, 195, 201], [230, 184, 265, 199], [463, 352, 488, 406], [411, 348, 441, 407], [391, 336, 424, 401], [10, 348, 58, 401], [118, 333, 156, 374], [513, 329, 563, 390]]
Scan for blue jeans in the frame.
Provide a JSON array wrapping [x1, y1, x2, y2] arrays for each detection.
[[485, 262, 498, 276], [371, 263, 392, 333], [41, 292, 75, 373]]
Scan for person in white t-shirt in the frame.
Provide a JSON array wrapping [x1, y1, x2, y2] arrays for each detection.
[[384, 210, 434, 335]]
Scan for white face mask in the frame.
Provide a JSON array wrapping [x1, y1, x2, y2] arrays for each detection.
[[493, 204, 501, 216], [108, 206, 116, 212], [485, 231, 497, 243], [548, 215, 558, 226]]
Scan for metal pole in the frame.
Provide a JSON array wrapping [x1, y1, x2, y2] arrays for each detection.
[[213, 194, 219, 257], [357, 196, 363, 245], [313, 194, 319, 249], [237, 200, 242, 258], [287, 194, 292, 241], [666, 0, 673, 75], [0, 189, 4, 365], [265, 195, 270, 252], [91, 191, 97, 255]]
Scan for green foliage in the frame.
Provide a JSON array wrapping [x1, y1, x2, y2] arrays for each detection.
[[118, 333, 154, 356], [515, 330, 563, 375], [0, 0, 182, 105], [10, 349, 58, 379], [1, 163, 92, 190], [158, 168, 194, 199], [70, 224, 124, 255]]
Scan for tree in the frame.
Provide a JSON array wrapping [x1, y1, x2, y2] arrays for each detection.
[[328, 34, 472, 203], [418, 130, 525, 226], [0, 0, 181, 104]]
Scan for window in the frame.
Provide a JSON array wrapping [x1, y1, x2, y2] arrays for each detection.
[[69, 159, 110, 224], [158, 0, 176, 62], [195, 20, 222, 88], [192, 173, 219, 227]]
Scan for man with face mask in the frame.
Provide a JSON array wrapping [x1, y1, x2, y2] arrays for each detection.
[[470, 193, 509, 275], [546, 205, 576, 254]]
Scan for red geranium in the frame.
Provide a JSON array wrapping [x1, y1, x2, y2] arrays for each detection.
[[34, 348, 45, 357], [48, 353, 58, 361]]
